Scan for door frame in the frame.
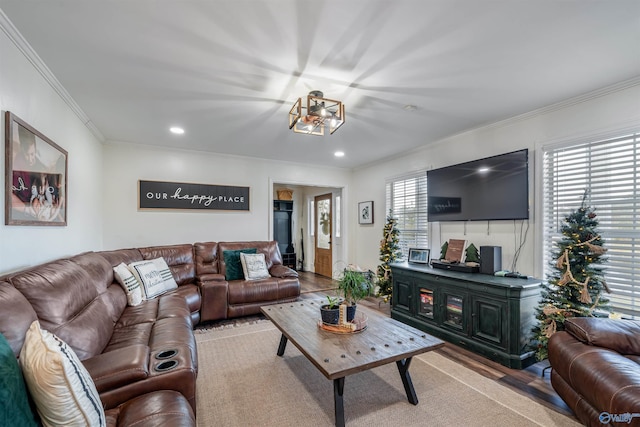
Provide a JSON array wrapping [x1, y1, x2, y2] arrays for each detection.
[[269, 179, 347, 279]]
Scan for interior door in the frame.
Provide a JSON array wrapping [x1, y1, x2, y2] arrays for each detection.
[[314, 194, 332, 278]]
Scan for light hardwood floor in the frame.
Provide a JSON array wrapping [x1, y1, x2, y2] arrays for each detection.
[[296, 270, 577, 421]]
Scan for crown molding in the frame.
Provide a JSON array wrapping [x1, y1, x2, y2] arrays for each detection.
[[0, 9, 105, 142], [480, 76, 640, 132]]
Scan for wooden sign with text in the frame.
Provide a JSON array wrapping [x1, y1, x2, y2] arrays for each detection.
[[139, 180, 249, 211]]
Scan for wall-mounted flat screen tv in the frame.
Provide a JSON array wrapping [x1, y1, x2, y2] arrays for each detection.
[[427, 149, 529, 222]]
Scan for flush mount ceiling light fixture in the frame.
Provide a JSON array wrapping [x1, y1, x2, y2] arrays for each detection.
[[288, 91, 345, 136]]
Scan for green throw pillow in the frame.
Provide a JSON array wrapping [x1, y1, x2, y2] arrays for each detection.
[[0, 333, 38, 427], [223, 248, 257, 281]]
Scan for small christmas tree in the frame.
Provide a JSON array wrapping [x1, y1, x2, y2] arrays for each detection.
[[532, 192, 610, 361], [439, 241, 448, 260], [465, 243, 479, 263], [376, 210, 401, 298]]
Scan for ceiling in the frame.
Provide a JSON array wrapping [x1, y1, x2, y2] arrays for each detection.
[[1, 1, 639, 169]]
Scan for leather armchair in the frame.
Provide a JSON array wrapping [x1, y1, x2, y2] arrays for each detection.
[[548, 317, 640, 426]]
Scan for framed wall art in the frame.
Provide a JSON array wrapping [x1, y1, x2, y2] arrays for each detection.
[[5, 112, 68, 225], [358, 200, 373, 224]]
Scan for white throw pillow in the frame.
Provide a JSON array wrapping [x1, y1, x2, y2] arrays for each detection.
[[240, 252, 271, 280], [128, 257, 178, 299], [19, 321, 106, 427], [113, 262, 144, 306]]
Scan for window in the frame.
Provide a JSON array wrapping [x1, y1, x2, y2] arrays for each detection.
[[542, 130, 640, 318], [386, 171, 428, 259]]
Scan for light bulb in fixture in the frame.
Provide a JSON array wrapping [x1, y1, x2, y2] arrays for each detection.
[[170, 127, 185, 135], [334, 151, 345, 157]]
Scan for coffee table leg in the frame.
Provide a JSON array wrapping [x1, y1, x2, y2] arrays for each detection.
[[396, 358, 418, 405], [333, 377, 345, 427], [277, 334, 288, 356]]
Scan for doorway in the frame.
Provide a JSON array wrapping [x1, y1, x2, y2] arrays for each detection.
[[314, 193, 332, 278]]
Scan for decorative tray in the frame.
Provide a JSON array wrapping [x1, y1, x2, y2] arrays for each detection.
[[317, 312, 368, 334]]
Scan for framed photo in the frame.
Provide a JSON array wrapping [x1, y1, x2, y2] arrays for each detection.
[[408, 248, 430, 264], [358, 200, 373, 224], [5, 112, 68, 226]]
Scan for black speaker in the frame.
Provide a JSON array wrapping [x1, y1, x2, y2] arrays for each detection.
[[480, 246, 502, 275]]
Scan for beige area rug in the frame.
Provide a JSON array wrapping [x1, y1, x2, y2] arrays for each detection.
[[195, 322, 580, 427]]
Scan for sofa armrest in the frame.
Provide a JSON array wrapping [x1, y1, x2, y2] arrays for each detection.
[[198, 273, 226, 282], [269, 264, 299, 279], [199, 279, 229, 322], [82, 345, 149, 393], [565, 318, 640, 355]]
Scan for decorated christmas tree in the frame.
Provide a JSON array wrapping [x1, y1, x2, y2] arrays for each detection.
[[376, 210, 401, 298], [532, 193, 610, 361]]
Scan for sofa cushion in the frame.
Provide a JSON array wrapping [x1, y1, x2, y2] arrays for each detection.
[[240, 252, 270, 280], [223, 248, 256, 280], [113, 262, 144, 306], [0, 332, 38, 427], [129, 258, 178, 300], [20, 321, 106, 427], [565, 317, 640, 355]]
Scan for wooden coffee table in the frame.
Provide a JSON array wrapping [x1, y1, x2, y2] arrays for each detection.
[[261, 300, 444, 426]]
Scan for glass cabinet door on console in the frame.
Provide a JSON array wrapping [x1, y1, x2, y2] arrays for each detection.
[[441, 289, 467, 334], [417, 288, 435, 321]]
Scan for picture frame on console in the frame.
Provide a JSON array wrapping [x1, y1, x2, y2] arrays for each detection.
[[358, 200, 373, 224], [4, 112, 68, 226], [408, 248, 430, 264]]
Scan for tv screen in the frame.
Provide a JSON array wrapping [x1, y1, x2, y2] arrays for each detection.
[[427, 149, 529, 222]]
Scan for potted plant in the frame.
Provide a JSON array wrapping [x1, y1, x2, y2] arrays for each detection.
[[337, 267, 373, 321], [319, 295, 342, 325]]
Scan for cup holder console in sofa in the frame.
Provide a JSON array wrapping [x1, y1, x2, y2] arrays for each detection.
[[155, 359, 180, 372], [156, 349, 179, 360]]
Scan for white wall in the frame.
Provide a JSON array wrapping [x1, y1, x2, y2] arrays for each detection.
[[102, 143, 352, 263], [0, 24, 104, 274], [351, 82, 640, 277]]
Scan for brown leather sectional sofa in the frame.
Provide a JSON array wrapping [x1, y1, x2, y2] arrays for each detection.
[[0, 240, 299, 426], [548, 317, 640, 426]]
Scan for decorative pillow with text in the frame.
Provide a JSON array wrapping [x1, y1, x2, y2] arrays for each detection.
[[128, 257, 178, 299], [240, 252, 271, 280]]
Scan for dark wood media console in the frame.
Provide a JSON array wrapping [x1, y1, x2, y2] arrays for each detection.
[[390, 262, 542, 369]]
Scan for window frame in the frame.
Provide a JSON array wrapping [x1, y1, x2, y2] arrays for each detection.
[[539, 127, 640, 318], [385, 171, 429, 260]]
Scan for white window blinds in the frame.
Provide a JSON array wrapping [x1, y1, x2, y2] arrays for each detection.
[[542, 130, 640, 318], [386, 171, 428, 259]]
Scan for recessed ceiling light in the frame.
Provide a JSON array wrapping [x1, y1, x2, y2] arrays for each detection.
[[334, 151, 345, 157], [170, 127, 185, 135]]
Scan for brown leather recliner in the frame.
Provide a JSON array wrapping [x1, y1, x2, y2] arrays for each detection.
[[548, 317, 640, 427], [194, 241, 300, 322]]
